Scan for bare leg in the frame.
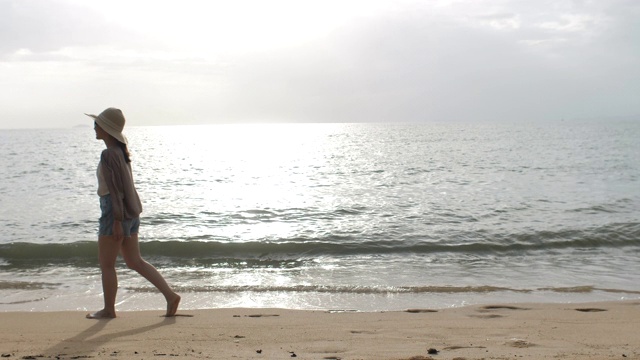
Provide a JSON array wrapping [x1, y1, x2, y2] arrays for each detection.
[[121, 234, 181, 316], [87, 235, 123, 319]]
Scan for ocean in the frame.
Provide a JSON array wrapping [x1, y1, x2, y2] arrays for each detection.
[[1, 120, 639, 312]]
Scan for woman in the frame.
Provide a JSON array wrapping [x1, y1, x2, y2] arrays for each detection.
[[85, 107, 180, 319]]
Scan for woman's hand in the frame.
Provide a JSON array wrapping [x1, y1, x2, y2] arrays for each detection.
[[113, 220, 124, 241]]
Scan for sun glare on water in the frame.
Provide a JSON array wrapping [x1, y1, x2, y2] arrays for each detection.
[[133, 123, 350, 241]]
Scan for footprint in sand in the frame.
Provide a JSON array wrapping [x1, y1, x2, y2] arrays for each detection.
[[471, 305, 530, 317], [468, 314, 504, 319], [481, 305, 530, 310], [506, 339, 536, 348], [443, 345, 487, 350]]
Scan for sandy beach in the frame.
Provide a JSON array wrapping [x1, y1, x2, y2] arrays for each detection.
[[1, 300, 638, 359]]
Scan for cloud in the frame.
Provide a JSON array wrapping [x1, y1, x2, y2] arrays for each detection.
[[0, 0, 639, 128], [538, 14, 600, 32], [1, 1, 90, 55], [212, 1, 640, 123], [475, 12, 521, 30]]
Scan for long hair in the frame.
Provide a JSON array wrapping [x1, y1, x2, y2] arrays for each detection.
[[117, 141, 131, 163]]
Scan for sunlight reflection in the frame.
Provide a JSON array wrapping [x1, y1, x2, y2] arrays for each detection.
[[131, 123, 351, 242]]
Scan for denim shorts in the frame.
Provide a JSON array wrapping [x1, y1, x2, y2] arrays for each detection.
[[99, 195, 140, 237]]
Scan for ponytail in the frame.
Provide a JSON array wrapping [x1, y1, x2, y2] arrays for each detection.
[[117, 141, 131, 163]]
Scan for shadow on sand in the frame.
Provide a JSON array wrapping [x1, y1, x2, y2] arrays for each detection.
[[43, 316, 176, 357]]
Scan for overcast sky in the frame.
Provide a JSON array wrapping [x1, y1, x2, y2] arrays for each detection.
[[1, 0, 639, 128]]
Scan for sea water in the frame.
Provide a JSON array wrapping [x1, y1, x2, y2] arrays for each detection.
[[1, 120, 639, 312]]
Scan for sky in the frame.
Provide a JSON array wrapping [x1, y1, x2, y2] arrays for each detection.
[[0, 0, 639, 128]]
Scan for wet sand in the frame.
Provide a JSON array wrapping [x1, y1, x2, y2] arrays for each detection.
[[1, 300, 639, 359]]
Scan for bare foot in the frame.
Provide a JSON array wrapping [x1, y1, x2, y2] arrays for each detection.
[[165, 294, 181, 317], [86, 309, 116, 319]]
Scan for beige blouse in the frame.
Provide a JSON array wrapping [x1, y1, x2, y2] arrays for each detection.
[[97, 147, 143, 221]]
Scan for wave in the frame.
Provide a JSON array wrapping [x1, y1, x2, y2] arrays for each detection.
[[123, 284, 640, 295], [0, 280, 60, 290], [1, 222, 638, 268], [3, 281, 638, 305]]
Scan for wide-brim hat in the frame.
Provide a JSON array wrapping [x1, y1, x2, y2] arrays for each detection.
[[85, 107, 128, 145]]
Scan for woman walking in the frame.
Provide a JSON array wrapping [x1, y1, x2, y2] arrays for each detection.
[[85, 107, 180, 319]]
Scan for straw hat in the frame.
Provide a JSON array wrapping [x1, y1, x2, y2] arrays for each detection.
[[85, 108, 128, 145]]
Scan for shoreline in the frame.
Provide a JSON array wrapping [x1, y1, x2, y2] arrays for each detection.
[[2, 300, 639, 359]]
